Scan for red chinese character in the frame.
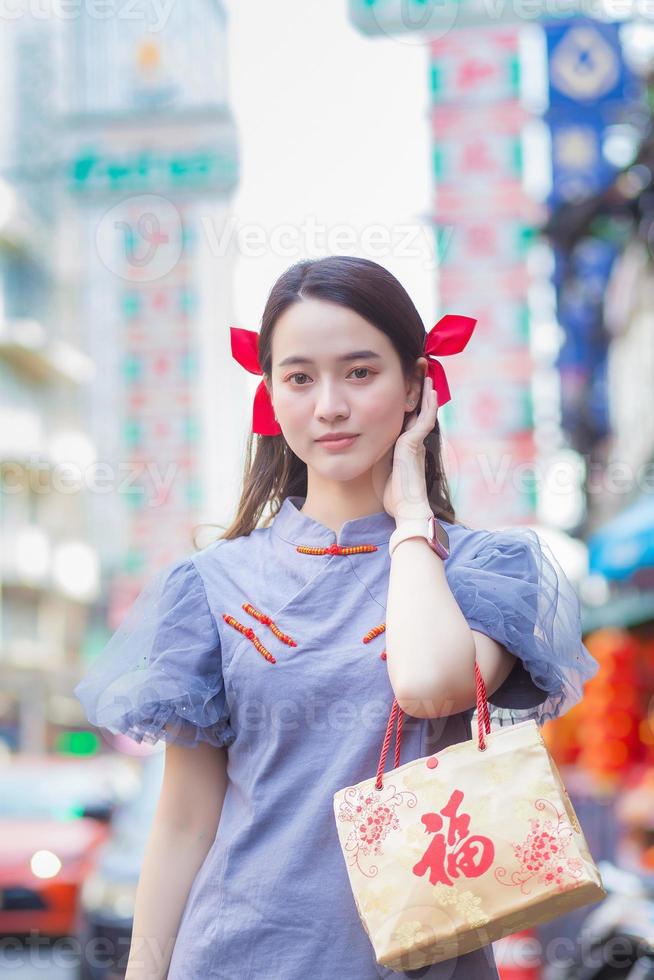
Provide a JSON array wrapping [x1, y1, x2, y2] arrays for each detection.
[[458, 59, 497, 89], [462, 140, 496, 174], [413, 788, 495, 887], [467, 224, 496, 256]]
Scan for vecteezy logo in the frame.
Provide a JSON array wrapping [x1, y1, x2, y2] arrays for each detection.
[[95, 194, 184, 283], [351, 0, 460, 47]]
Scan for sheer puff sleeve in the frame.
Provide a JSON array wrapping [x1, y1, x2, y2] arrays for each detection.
[[74, 557, 236, 749], [447, 526, 600, 727]]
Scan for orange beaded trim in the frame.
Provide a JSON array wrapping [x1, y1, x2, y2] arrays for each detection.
[[241, 602, 297, 647], [296, 543, 378, 556], [222, 614, 276, 664], [362, 622, 387, 660]]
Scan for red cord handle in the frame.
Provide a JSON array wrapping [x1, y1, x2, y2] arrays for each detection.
[[375, 660, 491, 790]]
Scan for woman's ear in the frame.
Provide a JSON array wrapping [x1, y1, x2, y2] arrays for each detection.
[[405, 358, 427, 412]]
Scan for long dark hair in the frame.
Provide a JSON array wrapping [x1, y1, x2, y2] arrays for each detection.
[[210, 255, 464, 542]]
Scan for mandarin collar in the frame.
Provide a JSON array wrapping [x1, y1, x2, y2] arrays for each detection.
[[272, 495, 397, 548]]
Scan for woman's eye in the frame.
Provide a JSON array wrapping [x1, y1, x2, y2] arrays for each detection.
[[287, 368, 372, 385]]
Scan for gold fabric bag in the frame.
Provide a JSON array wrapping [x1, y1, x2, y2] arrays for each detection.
[[332, 663, 606, 973]]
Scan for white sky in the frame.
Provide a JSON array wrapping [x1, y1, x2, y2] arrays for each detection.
[[225, 0, 436, 331]]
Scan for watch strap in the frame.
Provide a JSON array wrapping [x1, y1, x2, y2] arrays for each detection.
[[388, 515, 449, 560]]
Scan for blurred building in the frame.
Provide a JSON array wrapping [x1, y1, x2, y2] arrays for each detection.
[[0, 12, 100, 754], [0, 183, 98, 753], [0, 2, 247, 752], [583, 234, 654, 629], [60, 0, 245, 637], [348, 5, 564, 529], [541, 45, 654, 628]]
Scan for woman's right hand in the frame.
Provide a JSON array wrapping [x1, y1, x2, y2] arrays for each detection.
[[382, 367, 438, 523]]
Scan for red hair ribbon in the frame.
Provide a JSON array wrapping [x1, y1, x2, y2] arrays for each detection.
[[230, 314, 477, 436], [423, 314, 477, 407], [230, 326, 282, 436]]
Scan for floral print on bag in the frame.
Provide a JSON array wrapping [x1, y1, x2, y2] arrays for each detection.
[[336, 783, 418, 878], [495, 797, 585, 894]]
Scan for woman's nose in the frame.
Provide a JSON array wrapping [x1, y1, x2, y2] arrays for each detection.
[[314, 383, 350, 420]]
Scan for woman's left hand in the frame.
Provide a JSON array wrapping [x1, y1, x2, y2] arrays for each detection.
[[382, 369, 439, 522]]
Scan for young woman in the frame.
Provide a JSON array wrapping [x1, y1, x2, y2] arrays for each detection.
[[75, 255, 599, 979]]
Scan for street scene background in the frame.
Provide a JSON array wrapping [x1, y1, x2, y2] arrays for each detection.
[[1, 0, 654, 976]]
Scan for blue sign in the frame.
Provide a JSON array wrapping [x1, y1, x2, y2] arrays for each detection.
[[545, 19, 635, 109], [547, 112, 617, 207], [554, 238, 618, 449], [588, 493, 654, 580]]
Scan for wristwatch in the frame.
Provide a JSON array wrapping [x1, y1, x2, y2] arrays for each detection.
[[388, 514, 450, 561]]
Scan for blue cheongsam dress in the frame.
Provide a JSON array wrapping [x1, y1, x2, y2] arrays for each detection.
[[74, 494, 600, 980]]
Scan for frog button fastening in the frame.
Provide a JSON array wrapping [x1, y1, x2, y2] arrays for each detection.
[[222, 614, 276, 664], [241, 602, 298, 648], [222, 601, 299, 665], [362, 622, 387, 660], [296, 542, 378, 556]]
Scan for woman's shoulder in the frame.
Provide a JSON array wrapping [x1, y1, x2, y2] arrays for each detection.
[[197, 523, 271, 554], [192, 523, 273, 578]]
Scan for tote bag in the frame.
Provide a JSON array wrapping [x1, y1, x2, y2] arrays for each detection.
[[333, 662, 606, 973]]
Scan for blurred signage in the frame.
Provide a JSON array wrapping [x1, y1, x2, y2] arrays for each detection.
[[55, 731, 100, 756], [444, 380, 534, 434], [543, 19, 638, 208], [433, 110, 523, 179], [429, 29, 521, 104], [426, 25, 540, 523], [543, 21, 637, 451], [545, 19, 634, 109], [68, 145, 238, 195], [434, 298, 530, 355], [587, 493, 654, 580], [79, 195, 205, 594], [349, 4, 544, 522], [553, 238, 619, 450], [548, 116, 616, 206], [444, 432, 538, 526], [436, 219, 536, 267], [431, 104, 527, 210]]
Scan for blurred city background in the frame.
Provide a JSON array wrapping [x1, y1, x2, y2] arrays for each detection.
[[1, 0, 654, 977]]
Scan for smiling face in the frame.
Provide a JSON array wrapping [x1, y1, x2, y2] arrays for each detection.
[[265, 298, 423, 486]]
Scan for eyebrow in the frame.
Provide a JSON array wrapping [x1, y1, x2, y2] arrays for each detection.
[[277, 350, 383, 367]]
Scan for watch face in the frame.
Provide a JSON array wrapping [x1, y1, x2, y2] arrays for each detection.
[[430, 516, 449, 556]]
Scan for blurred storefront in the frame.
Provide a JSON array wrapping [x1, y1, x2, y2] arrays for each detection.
[[349, 7, 654, 976], [0, 177, 99, 754], [536, 27, 654, 977], [0, 3, 247, 754]]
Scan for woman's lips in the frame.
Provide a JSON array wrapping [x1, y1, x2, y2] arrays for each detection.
[[316, 435, 359, 451]]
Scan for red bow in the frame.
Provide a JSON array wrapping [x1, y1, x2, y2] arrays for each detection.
[[230, 314, 477, 436], [423, 314, 477, 406], [230, 327, 282, 436]]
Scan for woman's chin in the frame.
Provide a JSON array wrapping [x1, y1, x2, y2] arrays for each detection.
[[309, 453, 373, 480]]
